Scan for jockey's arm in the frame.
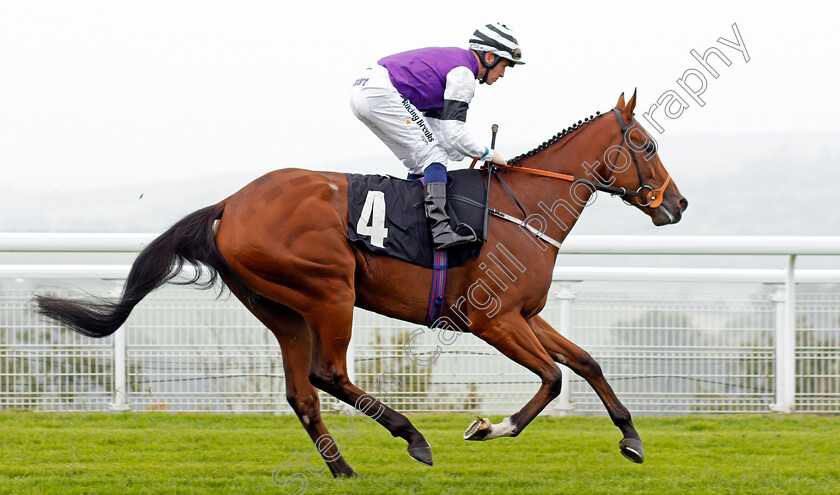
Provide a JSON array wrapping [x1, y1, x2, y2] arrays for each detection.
[[438, 67, 507, 166]]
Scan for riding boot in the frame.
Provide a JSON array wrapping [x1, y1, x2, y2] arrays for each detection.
[[424, 181, 477, 250]]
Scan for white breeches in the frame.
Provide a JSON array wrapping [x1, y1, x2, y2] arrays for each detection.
[[349, 65, 451, 176]]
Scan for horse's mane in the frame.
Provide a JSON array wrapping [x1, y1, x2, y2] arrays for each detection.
[[508, 110, 609, 166]]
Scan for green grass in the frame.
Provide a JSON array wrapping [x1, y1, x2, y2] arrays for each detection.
[[1, 412, 838, 494]]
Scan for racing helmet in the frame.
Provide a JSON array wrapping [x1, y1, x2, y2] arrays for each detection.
[[468, 22, 525, 68]]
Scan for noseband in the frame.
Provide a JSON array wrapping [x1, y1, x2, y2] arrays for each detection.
[[488, 108, 671, 208]]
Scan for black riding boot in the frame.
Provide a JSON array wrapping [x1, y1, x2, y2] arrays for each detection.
[[424, 181, 477, 250]]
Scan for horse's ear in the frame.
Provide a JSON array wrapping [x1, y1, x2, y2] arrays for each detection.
[[621, 88, 637, 121], [615, 92, 625, 109]]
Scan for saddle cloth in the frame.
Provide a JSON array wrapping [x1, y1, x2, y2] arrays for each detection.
[[346, 169, 487, 268]]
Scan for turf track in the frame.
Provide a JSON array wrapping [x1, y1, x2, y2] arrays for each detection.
[[1, 412, 838, 494]]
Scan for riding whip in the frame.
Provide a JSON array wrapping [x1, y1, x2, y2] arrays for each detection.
[[482, 124, 498, 241]]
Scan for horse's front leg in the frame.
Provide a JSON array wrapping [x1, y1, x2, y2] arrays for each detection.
[[528, 314, 644, 463], [462, 312, 563, 441]]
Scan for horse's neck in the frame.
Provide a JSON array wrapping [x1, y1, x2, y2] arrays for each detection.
[[507, 131, 610, 247]]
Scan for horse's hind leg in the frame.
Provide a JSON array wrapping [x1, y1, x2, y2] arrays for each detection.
[[527, 315, 644, 463], [218, 233, 432, 465], [225, 283, 357, 477], [302, 301, 433, 466]]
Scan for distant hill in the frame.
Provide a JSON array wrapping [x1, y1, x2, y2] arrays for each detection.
[[3, 130, 839, 237], [571, 130, 840, 236]]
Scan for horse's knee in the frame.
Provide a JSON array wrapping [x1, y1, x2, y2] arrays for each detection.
[[544, 367, 563, 397], [308, 366, 349, 393], [576, 351, 604, 378], [308, 369, 330, 391]]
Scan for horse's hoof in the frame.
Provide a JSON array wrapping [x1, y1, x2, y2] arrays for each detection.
[[619, 437, 645, 463], [407, 440, 433, 466], [463, 417, 491, 441]]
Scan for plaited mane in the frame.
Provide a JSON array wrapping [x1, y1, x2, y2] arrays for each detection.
[[508, 110, 608, 166]]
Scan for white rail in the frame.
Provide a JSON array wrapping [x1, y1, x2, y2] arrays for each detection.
[[557, 235, 840, 255], [3, 234, 840, 255], [0, 233, 154, 252], [3, 265, 840, 285], [2, 234, 839, 415]]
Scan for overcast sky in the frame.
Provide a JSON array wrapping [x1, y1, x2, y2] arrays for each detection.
[[1, 1, 839, 197]]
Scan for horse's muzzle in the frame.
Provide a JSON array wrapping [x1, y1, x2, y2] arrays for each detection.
[[652, 193, 688, 226]]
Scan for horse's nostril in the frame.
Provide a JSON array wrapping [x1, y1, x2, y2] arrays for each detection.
[[679, 198, 688, 212]]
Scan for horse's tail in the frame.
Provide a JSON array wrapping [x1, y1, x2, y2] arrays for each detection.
[[35, 202, 232, 338]]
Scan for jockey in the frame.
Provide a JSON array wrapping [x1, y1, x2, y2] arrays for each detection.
[[349, 23, 525, 250]]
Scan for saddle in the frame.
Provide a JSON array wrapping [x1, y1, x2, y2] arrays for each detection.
[[346, 169, 487, 268]]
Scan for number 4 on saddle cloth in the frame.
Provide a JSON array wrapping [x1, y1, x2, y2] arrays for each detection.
[[347, 169, 488, 326], [346, 169, 487, 269]]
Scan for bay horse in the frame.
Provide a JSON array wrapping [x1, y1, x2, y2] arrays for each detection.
[[35, 91, 687, 477]]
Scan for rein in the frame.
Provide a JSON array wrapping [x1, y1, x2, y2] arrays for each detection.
[[471, 108, 671, 209]]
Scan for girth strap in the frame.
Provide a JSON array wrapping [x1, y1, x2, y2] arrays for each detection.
[[425, 249, 448, 327]]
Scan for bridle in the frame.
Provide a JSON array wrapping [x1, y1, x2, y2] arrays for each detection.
[[478, 108, 672, 209]]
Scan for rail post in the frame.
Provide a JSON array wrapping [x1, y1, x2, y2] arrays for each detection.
[[109, 282, 131, 411], [346, 334, 356, 385], [770, 255, 796, 413], [545, 282, 577, 415]]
